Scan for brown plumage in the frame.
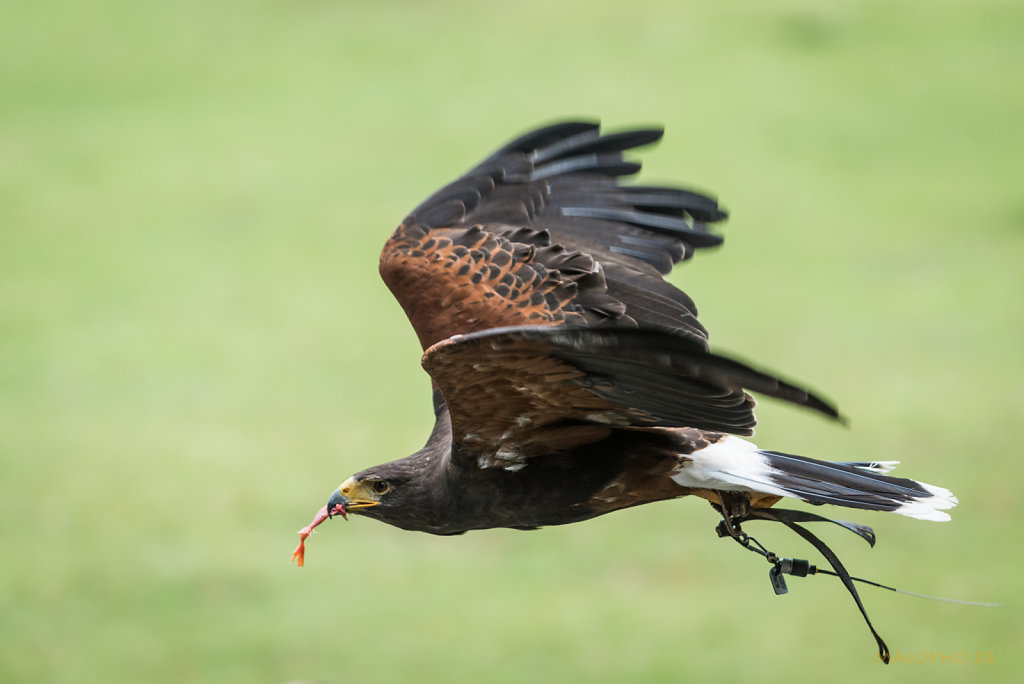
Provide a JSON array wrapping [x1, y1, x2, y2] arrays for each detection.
[[292, 123, 958, 659]]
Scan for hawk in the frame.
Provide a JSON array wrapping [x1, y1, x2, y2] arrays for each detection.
[[292, 121, 957, 661]]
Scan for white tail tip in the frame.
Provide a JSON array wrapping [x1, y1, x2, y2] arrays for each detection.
[[895, 482, 959, 521]]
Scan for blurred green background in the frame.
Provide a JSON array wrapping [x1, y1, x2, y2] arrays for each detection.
[[2, 0, 1021, 682]]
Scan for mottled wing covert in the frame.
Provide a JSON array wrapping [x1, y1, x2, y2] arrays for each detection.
[[379, 224, 625, 350], [380, 122, 729, 351]]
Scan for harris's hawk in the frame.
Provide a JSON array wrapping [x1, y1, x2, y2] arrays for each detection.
[[292, 121, 957, 661]]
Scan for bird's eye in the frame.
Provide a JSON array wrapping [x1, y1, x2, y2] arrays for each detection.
[[372, 481, 390, 495]]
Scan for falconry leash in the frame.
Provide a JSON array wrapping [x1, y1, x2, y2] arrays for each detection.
[[713, 502, 1000, 664]]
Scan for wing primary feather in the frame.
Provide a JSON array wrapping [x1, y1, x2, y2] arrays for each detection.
[[615, 234, 685, 262], [559, 206, 724, 247], [623, 186, 728, 222], [471, 121, 600, 170], [530, 154, 642, 181], [608, 244, 675, 274], [533, 128, 664, 164]]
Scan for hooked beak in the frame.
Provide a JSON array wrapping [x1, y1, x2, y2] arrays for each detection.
[[326, 488, 349, 520], [326, 476, 382, 519]]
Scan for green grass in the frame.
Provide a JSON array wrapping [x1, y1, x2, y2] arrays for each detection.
[[2, 1, 1022, 682]]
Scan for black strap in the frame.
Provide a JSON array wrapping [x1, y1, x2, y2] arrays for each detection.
[[740, 507, 876, 547], [714, 504, 890, 664], [759, 510, 890, 664]]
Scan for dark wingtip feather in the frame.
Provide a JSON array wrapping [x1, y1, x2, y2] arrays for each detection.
[[530, 154, 642, 181], [534, 127, 664, 164], [476, 121, 600, 165], [624, 186, 729, 223], [558, 206, 724, 247]]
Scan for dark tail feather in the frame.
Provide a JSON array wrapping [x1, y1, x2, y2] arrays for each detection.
[[760, 451, 958, 521]]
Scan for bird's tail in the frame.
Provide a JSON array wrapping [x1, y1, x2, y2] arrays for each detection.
[[756, 450, 958, 521], [674, 436, 958, 521]]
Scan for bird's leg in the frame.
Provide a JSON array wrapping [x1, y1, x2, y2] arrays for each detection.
[[713, 491, 751, 539]]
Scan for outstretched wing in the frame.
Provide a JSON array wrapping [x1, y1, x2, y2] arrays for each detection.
[[380, 122, 726, 351], [422, 326, 841, 470]]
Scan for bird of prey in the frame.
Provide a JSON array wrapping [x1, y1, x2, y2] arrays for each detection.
[[292, 121, 957, 660]]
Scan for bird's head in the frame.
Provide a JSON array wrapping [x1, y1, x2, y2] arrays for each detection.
[[291, 465, 426, 566], [326, 473, 397, 520], [292, 441, 451, 566], [323, 458, 443, 531]]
